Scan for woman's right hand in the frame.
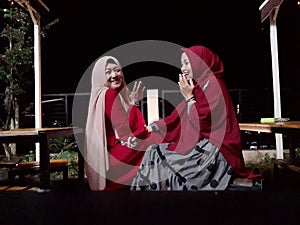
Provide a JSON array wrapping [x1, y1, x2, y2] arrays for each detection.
[[178, 74, 194, 100], [126, 136, 139, 148], [146, 125, 152, 132]]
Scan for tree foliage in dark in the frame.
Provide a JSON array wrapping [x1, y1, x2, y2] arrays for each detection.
[[0, 4, 58, 159], [0, 7, 33, 130]]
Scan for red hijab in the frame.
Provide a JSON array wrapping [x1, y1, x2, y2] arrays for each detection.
[[155, 45, 261, 179]]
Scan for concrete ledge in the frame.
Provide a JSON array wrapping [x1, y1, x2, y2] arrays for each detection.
[[242, 149, 289, 164]]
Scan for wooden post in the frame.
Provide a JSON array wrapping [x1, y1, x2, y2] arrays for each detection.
[[147, 89, 159, 125], [259, 0, 284, 159], [16, 0, 50, 160], [269, 9, 284, 159]]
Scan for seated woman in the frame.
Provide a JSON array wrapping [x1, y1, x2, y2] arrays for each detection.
[[85, 56, 162, 191], [131, 45, 262, 191]]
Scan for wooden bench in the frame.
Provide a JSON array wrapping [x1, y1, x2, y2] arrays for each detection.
[[8, 159, 68, 181], [239, 122, 300, 177], [272, 158, 300, 175]]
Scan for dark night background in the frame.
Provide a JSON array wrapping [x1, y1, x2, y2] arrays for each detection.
[[28, 0, 300, 93], [0, 0, 299, 93]]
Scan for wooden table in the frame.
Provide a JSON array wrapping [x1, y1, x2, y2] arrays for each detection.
[[239, 121, 300, 174], [239, 121, 300, 134], [0, 127, 84, 189]]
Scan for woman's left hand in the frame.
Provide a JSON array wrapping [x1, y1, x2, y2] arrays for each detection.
[[178, 74, 194, 100], [129, 81, 145, 104]]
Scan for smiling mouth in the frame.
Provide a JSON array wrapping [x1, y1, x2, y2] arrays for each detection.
[[111, 77, 121, 82], [111, 79, 122, 86]]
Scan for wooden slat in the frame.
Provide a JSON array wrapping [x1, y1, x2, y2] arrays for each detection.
[[272, 158, 289, 168], [17, 159, 68, 169], [288, 165, 300, 174]]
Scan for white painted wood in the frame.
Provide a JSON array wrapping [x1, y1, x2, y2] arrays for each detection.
[[147, 89, 159, 125]]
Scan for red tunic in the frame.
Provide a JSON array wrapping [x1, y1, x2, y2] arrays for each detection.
[[104, 88, 161, 190]]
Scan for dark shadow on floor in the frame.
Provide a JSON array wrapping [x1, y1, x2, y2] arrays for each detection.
[[1, 170, 300, 225]]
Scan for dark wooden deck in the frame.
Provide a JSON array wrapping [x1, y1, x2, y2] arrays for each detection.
[[1, 170, 300, 225]]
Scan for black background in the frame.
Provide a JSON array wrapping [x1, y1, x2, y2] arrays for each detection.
[[28, 0, 300, 93], [1, 0, 300, 94]]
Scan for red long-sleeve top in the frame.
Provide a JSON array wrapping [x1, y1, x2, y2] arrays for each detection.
[[104, 88, 161, 190]]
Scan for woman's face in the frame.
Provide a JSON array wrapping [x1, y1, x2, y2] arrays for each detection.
[[181, 52, 193, 80], [105, 62, 124, 90]]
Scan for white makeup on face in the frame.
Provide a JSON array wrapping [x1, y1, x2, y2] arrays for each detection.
[[105, 63, 123, 90], [180, 53, 193, 80]]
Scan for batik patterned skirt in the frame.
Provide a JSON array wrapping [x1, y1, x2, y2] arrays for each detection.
[[130, 138, 233, 191]]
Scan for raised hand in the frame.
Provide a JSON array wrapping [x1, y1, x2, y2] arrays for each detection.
[[178, 74, 194, 100], [129, 81, 145, 105]]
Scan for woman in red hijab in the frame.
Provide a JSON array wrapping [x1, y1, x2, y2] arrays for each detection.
[[131, 45, 262, 191]]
